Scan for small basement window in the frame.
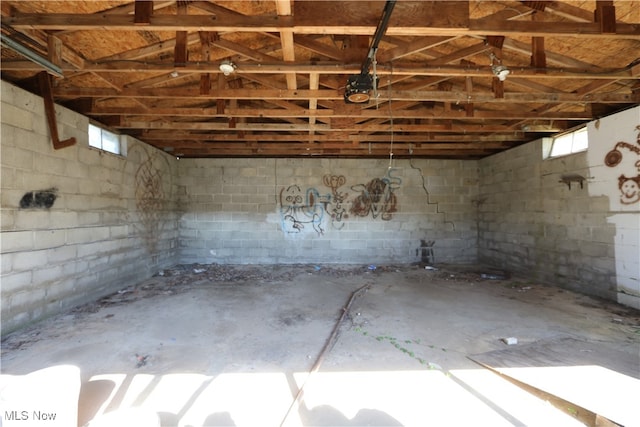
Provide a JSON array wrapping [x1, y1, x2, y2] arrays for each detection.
[[549, 127, 588, 158], [89, 123, 122, 155]]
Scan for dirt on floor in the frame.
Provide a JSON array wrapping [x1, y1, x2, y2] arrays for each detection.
[[1, 263, 639, 427]]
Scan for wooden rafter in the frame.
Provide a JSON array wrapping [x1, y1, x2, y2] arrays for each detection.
[[1, 0, 638, 159]]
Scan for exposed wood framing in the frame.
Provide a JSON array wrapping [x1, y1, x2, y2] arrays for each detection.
[[0, 0, 637, 158]]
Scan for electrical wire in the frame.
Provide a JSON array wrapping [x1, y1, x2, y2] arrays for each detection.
[[387, 63, 394, 169]]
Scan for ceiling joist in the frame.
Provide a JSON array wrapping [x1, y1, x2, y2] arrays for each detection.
[[1, 0, 638, 158]]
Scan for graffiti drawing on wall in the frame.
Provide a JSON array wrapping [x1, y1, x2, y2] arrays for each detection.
[[278, 169, 403, 235], [19, 188, 58, 209], [322, 174, 349, 229], [124, 143, 173, 253], [604, 125, 640, 205], [279, 184, 325, 235], [350, 169, 401, 221], [416, 239, 435, 264], [618, 175, 640, 205]]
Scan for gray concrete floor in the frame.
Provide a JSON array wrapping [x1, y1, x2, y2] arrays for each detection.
[[1, 264, 639, 427]]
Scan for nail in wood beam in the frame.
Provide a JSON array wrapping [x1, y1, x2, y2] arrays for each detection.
[[38, 72, 76, 150]]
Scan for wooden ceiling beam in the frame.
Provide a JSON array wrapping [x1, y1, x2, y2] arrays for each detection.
[[136, 130, 529, 143], [153, 143, 506, 159], [542, 1, 592, 22], [6, 13, 640, 38], [87, 106, 591, 121], [148, 140, 511, 151], [53, 87, 639, 103], [113, 120, 557, 133], [292, 35, 357, 61], [378, 36, 457, 62], [133, 0, 153, 25], [595, 1, 617, 34], [7, 60, 634, 80], [275, 0, 296, 90], [427, 42, 492, 65]]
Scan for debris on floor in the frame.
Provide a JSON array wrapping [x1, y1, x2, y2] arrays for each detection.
[[480, 271, 509, 280], [1, 263, 638, 427], [135, 353, 149, 368], [501, 337, 518, 345]]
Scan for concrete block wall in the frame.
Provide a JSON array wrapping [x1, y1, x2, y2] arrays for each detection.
[[3, 76, 634, 336], [478, 138, 619, 301], [1, 81, 179, 336], [178, 157, 479, 265]]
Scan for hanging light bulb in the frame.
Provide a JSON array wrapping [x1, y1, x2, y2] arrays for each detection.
[[489, 52, 510, 81], [219, 60, 236, 76]]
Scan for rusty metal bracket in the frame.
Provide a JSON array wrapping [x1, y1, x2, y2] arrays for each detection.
[[38, 71, 76, 150]]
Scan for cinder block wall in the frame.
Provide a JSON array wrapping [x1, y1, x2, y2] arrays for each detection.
[[3, 78, 635, 336], [477, 139, 618, 300], [177, 157, 479, 265], [1, 81, 179, 336]]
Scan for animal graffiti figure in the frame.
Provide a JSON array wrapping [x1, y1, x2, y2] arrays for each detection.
[[618, 175, 640, 204], [323, 174, 349, 229], [350, 170, 401, 220], [280, 185, 325, 235]]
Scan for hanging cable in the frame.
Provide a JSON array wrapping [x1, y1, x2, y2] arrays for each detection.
[[387, 64, 394, 169], [373, 50, 379, 109]]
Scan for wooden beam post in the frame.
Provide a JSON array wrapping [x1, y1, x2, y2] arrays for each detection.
[[199, 32, 216, 95], [531, 10, 546, 73], [216, 73, 226, 115], [47, 35, 62, 67], [38, 72, 76, 150], [174, 2, 188, 66], [134, 0, 153, 25], [595, 1, 616, 34]]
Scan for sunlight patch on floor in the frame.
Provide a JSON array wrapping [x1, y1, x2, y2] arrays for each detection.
[[289, 369, 513, 427], [450, 368, 585, 427]]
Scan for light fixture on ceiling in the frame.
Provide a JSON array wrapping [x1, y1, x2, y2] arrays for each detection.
[[345, 74, 375, 103], [489, 52, 510, 81], [493, 64, 510, 81], [0, 33, 64, 78], [344, 0, 396, 103], [219, 60, 236, 76]]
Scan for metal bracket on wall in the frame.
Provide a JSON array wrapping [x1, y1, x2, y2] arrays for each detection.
[[38, 71, 76, 150], [559, 173, 586, 189]]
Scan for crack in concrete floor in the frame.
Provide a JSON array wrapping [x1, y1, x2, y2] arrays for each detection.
[[1, 264, 638, 427]]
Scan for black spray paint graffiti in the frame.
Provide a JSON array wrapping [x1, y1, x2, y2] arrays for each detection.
[[279, 185, 325, 235], [322, 174, 349, 229], [605, 125, 640, 205], [350, 169, 401, 221], [19, 188, 58, 209], [416, 239, 435, 264]]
